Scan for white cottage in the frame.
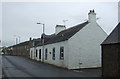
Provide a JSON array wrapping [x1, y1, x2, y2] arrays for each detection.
[[30, 10, 107, 69]]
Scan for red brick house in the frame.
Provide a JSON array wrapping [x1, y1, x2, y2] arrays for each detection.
[[6, 38, 41, 58]]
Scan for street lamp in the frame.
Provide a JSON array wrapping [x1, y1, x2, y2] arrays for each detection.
[[15, 38, 18, 45], [37, 22, 45, 62], [37, 23, 45, 34], [14, 35, 20, 44]]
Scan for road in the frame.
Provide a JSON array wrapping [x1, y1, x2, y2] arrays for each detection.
[[0, 55, 2, 78], [2, 55, 101, 77]]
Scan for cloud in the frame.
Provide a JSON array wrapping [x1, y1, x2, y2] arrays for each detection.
[[2, 2, 118, 46], [1, 0, 119, 2]]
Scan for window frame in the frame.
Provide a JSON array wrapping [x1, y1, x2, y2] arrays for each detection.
[[52, 48, 55, 60], [45, 48, 48, 60], [39, 49, 41, 59], [60, 46, 64, 60], [36, 49, 38, 57]]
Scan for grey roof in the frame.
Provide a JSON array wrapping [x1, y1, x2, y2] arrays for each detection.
[[9, 38, 41, 47], [37, 21, 89, 46], [102, 23, 120, 45], [32, 38, 42, 46], [11, 41, 29, 47]]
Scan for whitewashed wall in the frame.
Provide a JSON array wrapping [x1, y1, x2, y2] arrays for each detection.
[[34, 46, 42, 61], [30, 47, 35, 59], [68, 22, 107, 69], [30, 41, 69, 68]]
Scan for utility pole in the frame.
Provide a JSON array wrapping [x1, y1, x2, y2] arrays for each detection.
[[16, 38, 18, 45], [37, 22, 45, 62], [14, 35, 20, 44]]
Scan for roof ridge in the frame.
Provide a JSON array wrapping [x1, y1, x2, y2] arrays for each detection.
[[57, 21, 89, 35], [102, 23, 120, 45], [36, 21, 89, 46], [44, 21, 89, 45]]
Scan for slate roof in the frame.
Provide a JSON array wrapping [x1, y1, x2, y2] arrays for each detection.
[[102, 23, 120, 45], [37, 21, 89, 46], [41, 34, 55, 43], [12, 41, 29, 47], [10, 38, 41, 47], [32, 38, 42, 46]]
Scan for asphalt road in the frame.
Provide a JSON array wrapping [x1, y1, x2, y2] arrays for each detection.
[[2, 55, 101, 77], [0, 55, 2, 78]]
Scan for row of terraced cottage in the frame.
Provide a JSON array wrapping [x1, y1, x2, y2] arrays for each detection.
[[5, 10, 120, 77]]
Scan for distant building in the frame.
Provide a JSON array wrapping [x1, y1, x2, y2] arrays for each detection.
[[30, 10, 107, 69], [6, 38, 41, 58], [101, 23, 120, 77]]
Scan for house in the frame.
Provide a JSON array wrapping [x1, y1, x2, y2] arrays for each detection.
[[30, 10, 107, 69], [6, 38, 41, 58], [101, 23, 120, 77]]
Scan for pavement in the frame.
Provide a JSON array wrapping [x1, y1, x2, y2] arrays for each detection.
[[2, 55, 101, 77]]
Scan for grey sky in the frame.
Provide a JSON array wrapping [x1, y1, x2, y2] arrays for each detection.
[[2, 2, 118, 47], [0, 2, 2, 47]]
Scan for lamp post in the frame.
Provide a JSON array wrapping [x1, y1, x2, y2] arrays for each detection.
[[15, 38, 18, 45], [37, 22, 45, 62], [14, 35, 20, 44], [18, 36, 20, 43], [13, 36, 18, 45]]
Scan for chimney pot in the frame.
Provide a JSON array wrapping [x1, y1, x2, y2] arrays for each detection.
[[55, 25, 66, 34], [88, 9, 96, 23]]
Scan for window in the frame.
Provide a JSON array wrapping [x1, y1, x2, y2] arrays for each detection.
[[60, 47, 64, 60], [45, 48, 48, 60], [39, 49, 41, 59], [52, 48, 55, 60], [36, 49, 38, 57]]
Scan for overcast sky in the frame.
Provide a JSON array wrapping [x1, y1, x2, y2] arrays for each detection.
[[1, 1, 119, 47]]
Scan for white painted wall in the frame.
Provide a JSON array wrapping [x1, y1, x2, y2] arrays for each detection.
[[68, 22, 107, 69], [55, 25, 66, 34], [30, 41, 69, 68], [88, 10, 96, 23], [30, 47, 35, 59]]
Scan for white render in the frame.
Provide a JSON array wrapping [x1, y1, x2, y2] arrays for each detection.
[[30, 10, 107, 69], [67, 22, 107, 69], [30, 41, 69, 68], [88, 10, 96, 23], [55, 25, 66, 34]]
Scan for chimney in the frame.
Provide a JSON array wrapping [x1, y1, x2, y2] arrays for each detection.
[[29, 37, 32, 41], [55, 25, 66, 34], [88, 9, 96, 23]]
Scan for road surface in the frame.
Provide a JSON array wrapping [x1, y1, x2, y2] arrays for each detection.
[[0, 55, 2, 78], [2, 56, 101, 77]]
